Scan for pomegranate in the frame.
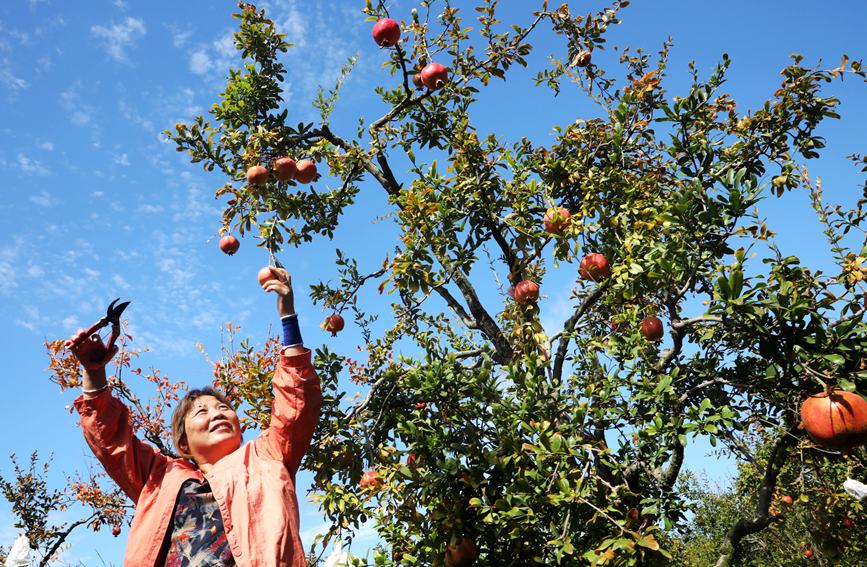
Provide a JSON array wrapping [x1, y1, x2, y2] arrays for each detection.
[[372, 18, 401, 47], [360, 469, 382, 489], [112, 525, 121, 537], [800, 390, 867, 450], [639, 316, 664, 342], [219, 235, 240, 255], [513, 280, 539, 304], [295, 159, 317, 184], [420, 62, 449, 90], [414, 402, 427, 410], [273, 157, 297, 182], [246, 165, 268, 186], [445, 537, 479, 567], [804, 549, 813, 559], [579, 253, 611, 281], [324, 313, 345, 336], [780, 495, 794, 505], [412, 73, 424, 89], [257, 266, 277, 286], [543, 206, 571, 235]]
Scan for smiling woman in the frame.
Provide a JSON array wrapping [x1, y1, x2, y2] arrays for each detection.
[[65, 267, 321, 567]]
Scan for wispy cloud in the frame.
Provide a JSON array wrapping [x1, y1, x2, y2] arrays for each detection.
[[114, 152, 130, 166], [60, 82, 97, 127], [91, 17, 146, 63], [17, 153, 50, 176], [0, 61, 29, 91], [189, 31, 235, 76], [29, 191, 57, 207]]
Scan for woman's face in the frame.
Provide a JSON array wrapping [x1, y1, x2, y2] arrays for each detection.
[[181, 395, 242, 468]]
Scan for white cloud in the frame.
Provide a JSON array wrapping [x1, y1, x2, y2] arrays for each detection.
[[39, 141, 54, 151], [189, 49, 212, 76], [189, 31, 235, 77], [0, 65, 29, 91], [112, 274, 130, 290], [119, 99, 155, 132], [17, 153, 49, 176], [138, 204, 164, 214], [91, 17, 146, 63], [114, 153, 130, 166], [60, 82, 96, 127], [29, 191, 57, 207], [92, 191, 104, 197], [0, 261, 15, 292], [168, 25, 193, 48], [27, 264, 44, 277]]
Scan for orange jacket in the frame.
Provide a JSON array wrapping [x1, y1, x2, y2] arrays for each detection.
[[74, 349, 322, 567]]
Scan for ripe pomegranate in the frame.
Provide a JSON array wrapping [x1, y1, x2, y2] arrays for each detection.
[[639, 316, 664, 342], [257, 266, 277, 286], [112, 525, 121, 537], [804, 549, 813, 559], [579, 253, 611, 281], [574, 50, 592, 67], [219, 235, 240, 255], [780, 495, 794, 505], [412, 73, 424, 89], [324, 313, 345, 336], [246, 165, 268, 186], [414, 402, 427, 410], [843, 518, 855, 528], [274, 157, 297, 182], [360, 469, 382, 489], [445, 537, 479, 567], [543, 206, 571, 235], [372, 18, 401, 47], [420, 62, 449, 90], [800, 390, 867, 450], [513, 280, 539, 304], [295, 159, 317, 184]]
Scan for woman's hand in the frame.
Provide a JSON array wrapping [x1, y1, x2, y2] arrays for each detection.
[[261, 266, 295, 317], [66, 329, 118, 373]]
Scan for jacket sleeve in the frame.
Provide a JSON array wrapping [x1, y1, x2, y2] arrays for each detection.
[[74, 390, 169, 503], [256, 348, 322, 475]]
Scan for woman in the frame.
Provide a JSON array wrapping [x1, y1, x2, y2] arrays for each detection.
[[67, 267, 321, 566]]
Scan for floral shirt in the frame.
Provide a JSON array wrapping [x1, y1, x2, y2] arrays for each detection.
[[161, 479, 236, 566]]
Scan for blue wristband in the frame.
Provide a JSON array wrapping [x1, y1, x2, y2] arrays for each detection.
[[281, 314, 303, 347]]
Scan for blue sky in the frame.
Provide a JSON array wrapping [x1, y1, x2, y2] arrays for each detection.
[[2, 0, 866, 564]]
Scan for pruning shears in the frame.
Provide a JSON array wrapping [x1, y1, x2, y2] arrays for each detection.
[[68, 298, 131, 357]]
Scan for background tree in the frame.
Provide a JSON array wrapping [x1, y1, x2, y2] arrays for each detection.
[[9, 0, 867, 565]]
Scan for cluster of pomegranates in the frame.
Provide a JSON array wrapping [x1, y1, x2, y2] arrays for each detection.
[[247, 157, 318, 187], [516, 206, 664, 342], [371, 17, 449, 90]]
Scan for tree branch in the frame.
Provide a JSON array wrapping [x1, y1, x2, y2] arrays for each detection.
[[552, 285, 606, 383], [714, 423, 799, 567]]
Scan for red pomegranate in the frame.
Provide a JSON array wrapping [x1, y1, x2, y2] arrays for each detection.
[[324, 313, 345, 336], [543, 207, 571, 235], [514, 280, 539, 304], [579, 253, 611, 281], [273, 157, 297, 182], [445, 537, 479, 567], [295, 159, 317, 184], [219, 235, 240, 255], [800, 390, 867, 450], [246, 165, 268, 186], [372, 18, 401, 47], [257, 266, 277, 286], [420, 62, 449, 90], [360, 469, 382, 489], [639, 316, 664, 342]]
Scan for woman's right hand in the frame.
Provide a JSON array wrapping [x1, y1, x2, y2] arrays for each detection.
[[66, 329, 118, 372]]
